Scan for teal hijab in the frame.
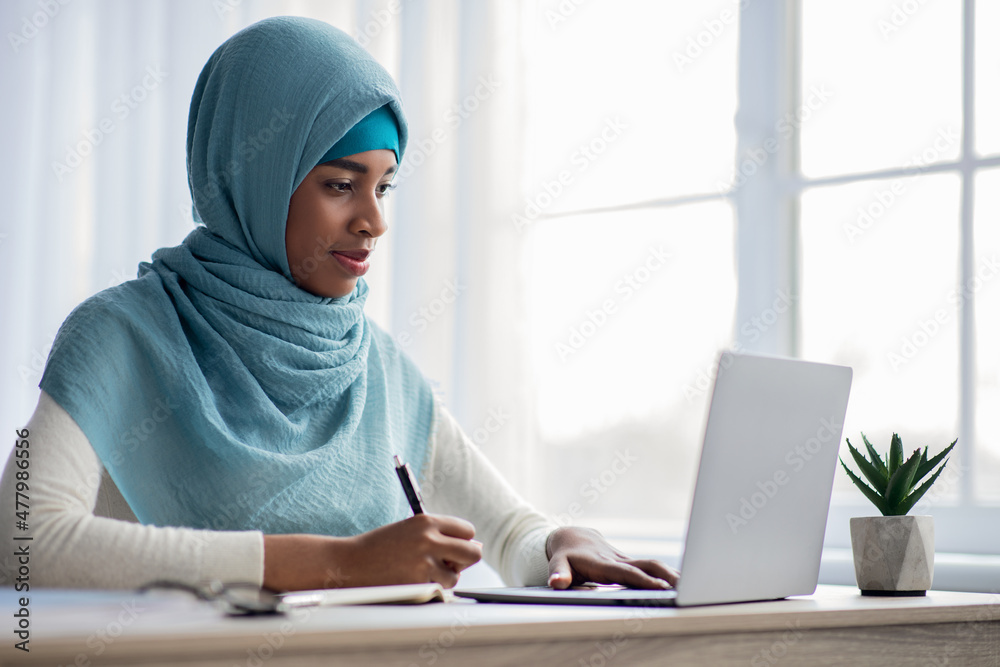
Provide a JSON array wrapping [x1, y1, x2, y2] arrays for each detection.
[[39, 17, 434, 536]]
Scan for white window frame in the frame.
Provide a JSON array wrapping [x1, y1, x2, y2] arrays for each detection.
[[734, 0, 1000, 562]]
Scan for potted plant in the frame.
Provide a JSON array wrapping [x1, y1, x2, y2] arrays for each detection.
[[839, 433, 956, 596]]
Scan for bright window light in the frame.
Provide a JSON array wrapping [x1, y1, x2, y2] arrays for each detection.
[[525, 0, 738, 213], [974, 168, 1000, 501], [799, 174, 961, 500], [525, 202, 736, 529], [523, 1, 739, 531], [800, 0, 962, 178], [976, 0, 1000, 155]]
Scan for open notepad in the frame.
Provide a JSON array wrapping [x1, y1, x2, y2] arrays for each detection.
[[279, 583, 453, 608]]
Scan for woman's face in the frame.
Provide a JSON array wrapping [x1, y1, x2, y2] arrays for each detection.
[[285, 149, 397, 298]]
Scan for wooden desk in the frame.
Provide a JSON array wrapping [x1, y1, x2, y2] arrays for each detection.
[[4, 585, 999, 666]]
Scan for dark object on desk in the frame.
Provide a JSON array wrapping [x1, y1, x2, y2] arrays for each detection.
[[860, 589, 927, 597], [455, 585, 681, 607], [137, 580, 286, 616]]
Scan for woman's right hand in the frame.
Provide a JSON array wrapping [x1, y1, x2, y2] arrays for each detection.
[[262, 514, 482, 592]]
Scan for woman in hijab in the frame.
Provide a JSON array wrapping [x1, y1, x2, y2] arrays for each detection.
[[1, 17, 677, 592]]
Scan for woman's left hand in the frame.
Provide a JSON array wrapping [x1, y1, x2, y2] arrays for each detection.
[[545, 526, 679, 590]]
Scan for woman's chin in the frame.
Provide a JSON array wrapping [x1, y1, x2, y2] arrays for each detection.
[[296, 276, 358, 299]]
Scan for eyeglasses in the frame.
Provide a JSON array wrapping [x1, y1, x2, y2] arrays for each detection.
[[136, 579, 287, 616]]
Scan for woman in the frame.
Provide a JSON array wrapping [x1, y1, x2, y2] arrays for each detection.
[[1, 16, 677, 592]]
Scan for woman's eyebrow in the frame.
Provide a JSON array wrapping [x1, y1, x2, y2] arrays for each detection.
[[320, 158, 368, 173], [319, 159, 398, 176]]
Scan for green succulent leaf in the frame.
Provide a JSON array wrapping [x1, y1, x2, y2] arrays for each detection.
[[914, 438, 957, 483], [840, 458, 890, 515], [842, 433, 956, 515], [888, 433, 903, 477], [861, 433, 887, 477], [846, 438, 888, 492], [885, 450, 922, 511], [895, 459, 950, 515]]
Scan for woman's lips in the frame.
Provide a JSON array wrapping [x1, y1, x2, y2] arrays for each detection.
[[330, 251, 370, 276]]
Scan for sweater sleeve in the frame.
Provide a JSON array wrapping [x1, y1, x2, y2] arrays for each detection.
[[421, 399, 557, 586], [0, 391, 264, 589]]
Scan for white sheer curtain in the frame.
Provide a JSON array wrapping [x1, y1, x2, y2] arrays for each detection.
[[393, 2, 536, 487], [0, 0, 533, 490]]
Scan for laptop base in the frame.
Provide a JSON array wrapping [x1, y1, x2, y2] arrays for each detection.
[[454, 586, 679, 607]]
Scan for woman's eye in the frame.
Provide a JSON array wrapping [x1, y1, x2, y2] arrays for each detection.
[[326, 182, 351, 192], [377, 183, 397, 197]]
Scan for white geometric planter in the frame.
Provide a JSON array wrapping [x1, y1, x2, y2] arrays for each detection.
[[850, 515, 934, 596]]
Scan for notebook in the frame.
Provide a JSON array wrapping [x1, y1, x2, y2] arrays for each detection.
[[455, 350, 853, 607], [280, 583, 452, 608]]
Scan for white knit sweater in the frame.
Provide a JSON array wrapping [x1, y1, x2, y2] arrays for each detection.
[[0, 391, 554, 589]]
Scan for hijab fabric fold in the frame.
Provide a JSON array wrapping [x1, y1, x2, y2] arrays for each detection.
[[39, 17, 434, 536]]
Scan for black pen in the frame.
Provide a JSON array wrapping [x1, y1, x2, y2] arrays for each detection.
[[394, 455, 425, 515]]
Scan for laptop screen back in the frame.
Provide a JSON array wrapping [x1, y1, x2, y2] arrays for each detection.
[[675, 351, 852, 606]]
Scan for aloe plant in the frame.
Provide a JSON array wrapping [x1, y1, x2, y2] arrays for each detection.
[[839, 433, 956, 516]]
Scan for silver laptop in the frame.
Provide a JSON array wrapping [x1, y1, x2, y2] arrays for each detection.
[[455, 350, 853, 607]]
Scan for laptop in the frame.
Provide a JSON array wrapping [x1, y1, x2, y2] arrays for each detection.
[[455, 350, 853, 607]]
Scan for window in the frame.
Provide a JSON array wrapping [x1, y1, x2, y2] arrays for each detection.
[[521, 0, 739, 535], [519, 0, 1000, 566], [795, 0, 1000, 557]]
